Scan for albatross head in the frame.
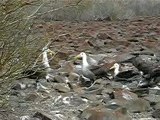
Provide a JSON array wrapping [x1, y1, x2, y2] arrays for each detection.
[[74, 52, 86, 59], [74, 52, 89, 68]]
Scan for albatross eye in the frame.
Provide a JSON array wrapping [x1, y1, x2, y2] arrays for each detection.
[[80, 52, 84, 56], [114, 63, 119, 67]]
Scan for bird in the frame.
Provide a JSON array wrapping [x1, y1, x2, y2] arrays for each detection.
[[109, 63, 140, 81], [109, 63, 120, 77], [74, 52, 96, 82], [21, 48, 55, 80], [42, 47, 57, 81]]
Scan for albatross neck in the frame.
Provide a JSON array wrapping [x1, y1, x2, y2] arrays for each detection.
[[82, 54, 90, 68], [42, 50, 50, 68], [114, 65, 120, 76]]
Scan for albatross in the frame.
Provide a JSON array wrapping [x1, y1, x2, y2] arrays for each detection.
[[109, 63, 140, 81], [42, 47, 56, 80], [21, 47, 56, 80], [74, 52, 96, 81]]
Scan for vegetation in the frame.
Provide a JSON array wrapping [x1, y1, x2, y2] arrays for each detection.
[[0, 0, 45, 90], [0, 0, 83, 90]]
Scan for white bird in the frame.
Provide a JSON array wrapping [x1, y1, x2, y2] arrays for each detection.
[[110, 63, 120, 77], [42, 47, 56, 80], [109, 62, 141, 81], [74, 52, 97, 81]]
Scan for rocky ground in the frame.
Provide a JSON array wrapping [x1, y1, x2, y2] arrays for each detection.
[[0, 16, 160, 120]]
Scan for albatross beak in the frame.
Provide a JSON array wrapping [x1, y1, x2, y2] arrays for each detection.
[[74, 54, 82, 60], [110, 65, 115, 70]]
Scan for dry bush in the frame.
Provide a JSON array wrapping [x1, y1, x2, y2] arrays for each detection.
[[0, 0, 83, 89], [0, 0, 46, 89]]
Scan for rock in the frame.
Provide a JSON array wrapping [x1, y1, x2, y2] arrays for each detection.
[[79, 75, 93, 87], [95, 39, 105, 47], [81, 106, 131, 120], [11, 83, 26, 90], [96, 32, 113, 40], [53, 83, 70, 93], [25, 92, 38, 101], [68, 72, 79, 81], [128, 39, 139, 42], [125, 98, 150, 112], [131, 50, 154, 56], [53, 75, 66, 83], [113, 89, 138, 100], [154, 102, 160, 110], [73, 87, 85, 94], [111, 81, 124, 89], [20, 115, 31, 120], [132, 55, 159, 74], [107, 97, 150, 113], [144, 94, 160, 104], [33, 111, 53, 120], [152, 109, 160, 118], [116, 53, 136, 63], [54, 51, 69, 61], [114, 70, 141, 81], [132, 88, 149, 97], [79, 32, 92, 38], [139, 118, 157, 120], [81, 94, 99, 101], [107, 98, 128, 107]]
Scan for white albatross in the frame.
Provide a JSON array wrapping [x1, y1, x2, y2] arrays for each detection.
[[42, 47, 56, 80]]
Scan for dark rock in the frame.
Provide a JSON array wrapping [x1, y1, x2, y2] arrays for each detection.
[[152, 109, 160, 118], [79, 75, 92, 87], [132, 55, 159, 74], [96, 33, 113, 40], [131, 51, 154, 56], [53, 83, 70, 93], [114, 70, 140, 81], [11, 83, 26, 90], [128, 39, 139, 42], [33, 112, 52, 120], [154, 102, 160, 110], [25, 93, 38, 101], [144, 94, 160, 104], [131, 88, 149, 97], [137, 79, 150, 88], [125, 98, 150, 113]]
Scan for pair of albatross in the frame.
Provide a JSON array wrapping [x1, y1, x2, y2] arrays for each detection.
[[74, 52, 139, 80]]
